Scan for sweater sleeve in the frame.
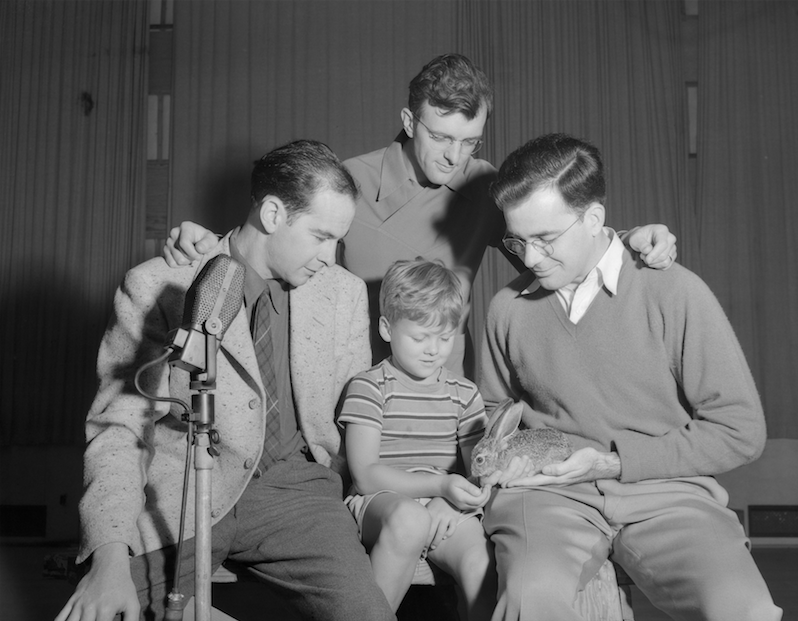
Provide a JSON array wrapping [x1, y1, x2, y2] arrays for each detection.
[[613, 271, 767, 482], [478, 285, 537, 421]]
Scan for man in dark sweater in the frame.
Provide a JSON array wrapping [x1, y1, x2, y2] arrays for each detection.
[[478, 133, 782, 620]]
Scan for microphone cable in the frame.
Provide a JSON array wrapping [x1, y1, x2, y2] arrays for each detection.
[[135, 351, 192, 619]]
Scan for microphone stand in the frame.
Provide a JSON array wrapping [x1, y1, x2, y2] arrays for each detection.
[[187, 315, 224, 621]]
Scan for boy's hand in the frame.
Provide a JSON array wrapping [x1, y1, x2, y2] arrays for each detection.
[[424, 497, 460, 552], [443, 474, 491, 510], [163, 221, 218, 267]]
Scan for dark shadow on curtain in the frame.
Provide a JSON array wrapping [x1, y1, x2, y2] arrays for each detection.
[[197, 159, 253, 237], [0, 0, 148, 445], [0, 258, 110, 445]]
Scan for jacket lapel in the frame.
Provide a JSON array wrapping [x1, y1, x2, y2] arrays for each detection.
[[289, 270, 336, 447]]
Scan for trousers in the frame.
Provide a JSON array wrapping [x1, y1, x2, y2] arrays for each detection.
[[129, 455, 394, 621], [484, 477, 782, 621]]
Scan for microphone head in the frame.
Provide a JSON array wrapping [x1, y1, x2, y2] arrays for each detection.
[[182, 254, 245, 340]]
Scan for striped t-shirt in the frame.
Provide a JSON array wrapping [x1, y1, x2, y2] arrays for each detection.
[[338, 358, 487, 474]]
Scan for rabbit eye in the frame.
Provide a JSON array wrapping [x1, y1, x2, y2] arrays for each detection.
[[475, 456, 484, 464]]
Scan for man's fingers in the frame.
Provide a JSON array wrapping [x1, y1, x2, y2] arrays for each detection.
[[196, 233, 220, 253]]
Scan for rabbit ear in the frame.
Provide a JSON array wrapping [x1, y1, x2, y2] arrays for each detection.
[[484, 399, 523, 441]]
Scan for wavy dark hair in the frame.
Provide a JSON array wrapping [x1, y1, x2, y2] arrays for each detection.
[[490, 133, 605, 213], [408, 53, 494, 120], [251, 139, 359, 222]]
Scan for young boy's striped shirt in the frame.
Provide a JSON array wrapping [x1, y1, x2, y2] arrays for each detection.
[[338, 358, 487, 474]]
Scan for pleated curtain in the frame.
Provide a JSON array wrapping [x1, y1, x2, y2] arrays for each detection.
[[696, 1, 798, 438], [0, 0, 149, 445]]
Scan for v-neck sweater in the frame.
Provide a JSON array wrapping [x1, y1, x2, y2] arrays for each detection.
[[480, 249, 766, 484]]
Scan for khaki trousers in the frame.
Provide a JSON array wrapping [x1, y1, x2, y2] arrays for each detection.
[[484, 478, 782, 621]]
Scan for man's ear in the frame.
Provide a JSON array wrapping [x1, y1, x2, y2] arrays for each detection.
[[585, 202, 606, 236], [378, 316, 392, 343], [400, 108, 415, 139], [258, 196, 284, 234]]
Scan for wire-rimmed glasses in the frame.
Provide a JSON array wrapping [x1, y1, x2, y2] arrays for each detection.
[[502, 215, 583, 258], [413, 114, 483, 154]]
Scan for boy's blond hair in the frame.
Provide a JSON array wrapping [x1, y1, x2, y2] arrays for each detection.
[[379, 258, 465, 329]]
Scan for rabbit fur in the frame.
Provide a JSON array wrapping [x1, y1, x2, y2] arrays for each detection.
[[471, 399, 572, 478]]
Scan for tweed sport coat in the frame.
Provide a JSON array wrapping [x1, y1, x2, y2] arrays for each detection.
[[77, 234, 371, 562]]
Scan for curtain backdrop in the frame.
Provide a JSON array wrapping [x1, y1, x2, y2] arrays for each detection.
[[696, 2, 798, 438], [0, 0, 148, 445]]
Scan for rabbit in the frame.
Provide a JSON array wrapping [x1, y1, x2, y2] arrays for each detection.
[[471, 398, 573, 478]]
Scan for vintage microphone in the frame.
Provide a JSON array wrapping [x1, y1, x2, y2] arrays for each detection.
[[169, 253, 247, 382], [137, 254, 245, 621]]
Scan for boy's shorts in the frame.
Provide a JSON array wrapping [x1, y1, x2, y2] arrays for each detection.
[[344, 490, 483, 550]]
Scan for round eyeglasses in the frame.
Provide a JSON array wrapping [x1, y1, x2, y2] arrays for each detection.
[[413, 114, 483, 154], [502, 215, 583, 258]]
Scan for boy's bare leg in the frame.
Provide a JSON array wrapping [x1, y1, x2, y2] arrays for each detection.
[[361, 493, 431, 611]]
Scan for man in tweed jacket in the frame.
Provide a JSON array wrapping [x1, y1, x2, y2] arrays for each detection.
[[56, 141, 395, 621]]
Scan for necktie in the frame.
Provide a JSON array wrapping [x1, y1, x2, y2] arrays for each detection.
[[253, 290, 281, 465]]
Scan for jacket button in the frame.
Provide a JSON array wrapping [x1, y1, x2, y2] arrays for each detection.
[[211, 509, 221, 518], [244, 458, 254, 469], [248, 399, 259, 409]]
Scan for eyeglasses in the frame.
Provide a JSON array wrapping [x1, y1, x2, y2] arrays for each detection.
[[413, 114, 483, 154], [502, 215, 583, 258]]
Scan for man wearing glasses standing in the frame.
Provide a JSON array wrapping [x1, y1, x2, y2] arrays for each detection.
[[341, 54, 501, 375], [166, 54, 677, 379]]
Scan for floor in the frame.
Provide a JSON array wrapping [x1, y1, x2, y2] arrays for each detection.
[[1, 542, 795, 621]]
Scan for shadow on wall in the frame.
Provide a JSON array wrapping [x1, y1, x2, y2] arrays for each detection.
[[0, 257, 115, 541], [1, 257, 111, 447], [195, 158, 253, 237]]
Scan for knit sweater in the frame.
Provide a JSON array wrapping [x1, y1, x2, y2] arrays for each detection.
[[480, 249, 766, 483]]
